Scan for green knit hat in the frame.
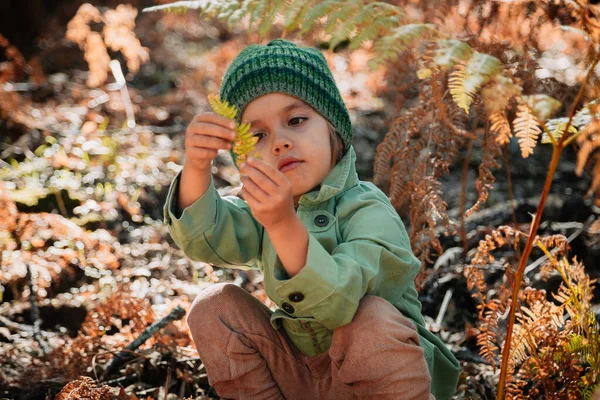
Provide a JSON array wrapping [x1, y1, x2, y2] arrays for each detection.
[[220, 39, 353, 162]]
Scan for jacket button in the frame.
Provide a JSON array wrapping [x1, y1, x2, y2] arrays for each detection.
[[289, 292, 304, 302], [314, 215, 329, 227], [281, 302, 295, 314]]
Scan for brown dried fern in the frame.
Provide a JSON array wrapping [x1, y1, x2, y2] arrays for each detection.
[[466, 125, 502, 217], [66, 4, 149, 87], [490, 111, 513, 145], [513, 102, 542, 158]]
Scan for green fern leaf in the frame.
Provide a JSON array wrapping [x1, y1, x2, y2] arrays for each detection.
[[326, 7, 362, 50], [542, 117, 578, 144], [462, 52, 501, 102], [522, 94, 562, 123], [214, 0, 240, 23], [207, 94, 260, 166], [228, 0, 255, 28], [369, 23, 438, 68], [349, 3, 404, 49], [432, 39, 473, 69], [324, 5, 357, 32], [448, 63, 472, 114], [282, 0, 313, 33], [259, 0, 285, 37], [249, 1, 267, 32], [142, 1, 205, 13], [300, 1, 336, 34], [449, 52, 501, 114], [208, 93, 238, 120]]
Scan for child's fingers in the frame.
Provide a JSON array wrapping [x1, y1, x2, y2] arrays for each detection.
[[187, 146, 218, 160], [240, 176, 269, 203], [187, 134, 232, 151], [240, 164, 278, 194], [194, 113, 236, 130], [187, 120, 236, 142], [240, 187, 261, 208], [246, 157, 287, 186]]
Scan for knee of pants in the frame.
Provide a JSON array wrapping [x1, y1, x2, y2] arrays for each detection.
[[334, 295, 420, 347], [186, 282, 242, 334]]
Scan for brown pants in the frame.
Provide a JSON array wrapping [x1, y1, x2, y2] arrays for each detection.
[[187, 283, 434, 400]]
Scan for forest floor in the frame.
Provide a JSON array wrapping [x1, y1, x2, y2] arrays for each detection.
[[1, 8, 600, 400]]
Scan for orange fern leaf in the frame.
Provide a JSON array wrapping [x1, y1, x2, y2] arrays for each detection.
[[490, 111, 512, 145], [513, 102, 541, 158]]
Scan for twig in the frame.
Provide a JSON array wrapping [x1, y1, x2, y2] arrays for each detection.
[[102, 373, 139, 386], [55, 191, 68, 218], [502, 144, 517, 228], [434, 289, 454, 332], [0, 314, 53, 338], [26, 264, 51, 354], [101, 305, 186, 379], [164, 366, 171, 400], [524, 216, 593, 275], [109, 60, 136, 128]]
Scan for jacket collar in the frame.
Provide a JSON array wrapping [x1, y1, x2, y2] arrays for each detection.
[[297, 146, 359, 207]]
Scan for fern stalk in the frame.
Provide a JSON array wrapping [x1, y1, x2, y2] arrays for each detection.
[[459, 138, 474, 261], [496, 53, 600, 400]]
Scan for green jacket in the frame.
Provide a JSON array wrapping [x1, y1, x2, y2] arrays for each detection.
[[164, 146, 460, 399]]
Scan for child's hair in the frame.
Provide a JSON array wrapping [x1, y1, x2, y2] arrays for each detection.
[[219, 39, 354, 167], [328, 122, 344, 166]]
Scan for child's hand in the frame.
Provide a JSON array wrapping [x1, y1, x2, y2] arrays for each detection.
[[184, 113, 236, 172], [239, 157, 296, 230]]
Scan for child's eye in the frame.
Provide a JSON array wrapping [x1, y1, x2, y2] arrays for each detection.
[[289, 117, 307, 126], [253, 131, 266, 141]]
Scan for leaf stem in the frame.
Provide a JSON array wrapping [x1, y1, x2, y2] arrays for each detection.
[[496, 52, 600, 400]]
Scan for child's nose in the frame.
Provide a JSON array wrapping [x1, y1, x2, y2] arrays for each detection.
[[272, 136, 293, 155]]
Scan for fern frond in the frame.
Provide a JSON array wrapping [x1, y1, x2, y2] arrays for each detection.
[[513, 102, 542, 158], [300, 1, 337, 34], [282, 0, 313, 34], [490, 111, 513, 145], [250, 1, 270, 34], [542, 117, 578, 144], [522, 94, 562, 123], [228, 0, 256, 29], [432, 39, 473, 69], [142, 1, 206, 14], [326, 7, 363, 50], [349, 4, 402, 50], [575, 121, 600, 175], [463, 52, 501, 97], [573, 99, 600, 129], [450, 52, 502, 114], [481, 75, 522, 115], [369, 23, 439, 68], [207, 93, 238, 120], [466, 129, 501, 217], [207, 94, 258, 167], [448, 63, 472, 114]]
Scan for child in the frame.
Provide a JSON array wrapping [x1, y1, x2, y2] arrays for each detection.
[[164, 39, 460, 400]]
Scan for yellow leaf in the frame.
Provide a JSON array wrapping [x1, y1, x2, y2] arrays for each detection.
[[207, 94, 260, 167]]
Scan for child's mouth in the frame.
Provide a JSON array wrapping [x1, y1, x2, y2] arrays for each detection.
[[280, 161, 303, 172]]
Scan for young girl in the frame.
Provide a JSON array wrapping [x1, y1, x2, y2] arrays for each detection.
[[164, 39, 460, 400]]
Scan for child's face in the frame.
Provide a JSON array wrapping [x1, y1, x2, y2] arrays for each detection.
[[242, 93, 333, 199]]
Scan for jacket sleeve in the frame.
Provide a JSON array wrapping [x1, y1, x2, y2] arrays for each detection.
[[163, 171, 263, 269], [272, 186, 421, 330]]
